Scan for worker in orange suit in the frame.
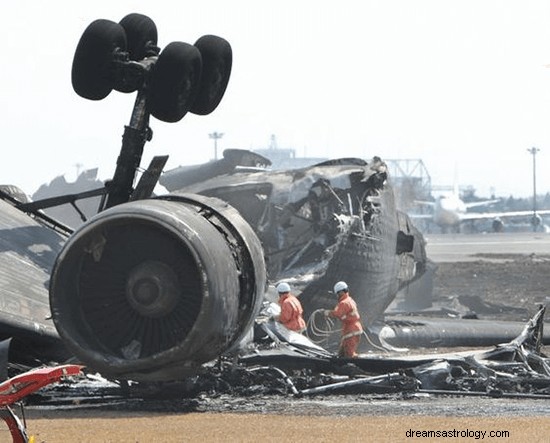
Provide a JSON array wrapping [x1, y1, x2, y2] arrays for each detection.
[[272, 282, 306, 333], [325, 281, 363, 357]]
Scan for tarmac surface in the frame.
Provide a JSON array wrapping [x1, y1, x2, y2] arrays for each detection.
[[20, 231, 550, 442], [425, 231, 550, 262]]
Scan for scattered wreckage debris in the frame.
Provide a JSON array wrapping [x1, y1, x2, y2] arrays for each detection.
[[21, 305, 550, 417], [217, 305, 550, 399]]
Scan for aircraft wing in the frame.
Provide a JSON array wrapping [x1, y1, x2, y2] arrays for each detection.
[[463, 199, 500, 209], [408, 213, 433, 220], [0, 200, 65, 340], [413, 200, 435, 207], [0, 198, 72, 364], [459, 209, 550, 221]]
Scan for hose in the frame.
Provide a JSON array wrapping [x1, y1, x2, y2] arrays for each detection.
[[361, 329, 389, 353], [306, 309, 340, 344], [307, 309, 388, 352], [248, 366, 299, 395]]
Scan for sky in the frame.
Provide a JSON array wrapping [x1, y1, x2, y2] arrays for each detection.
[[2, 0, 550, 198]]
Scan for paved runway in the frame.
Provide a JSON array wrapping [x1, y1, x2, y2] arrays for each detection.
[[425, 232, 550, 262]]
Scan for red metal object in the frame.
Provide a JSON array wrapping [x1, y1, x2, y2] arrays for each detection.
[[0, 407, 27, 443], [0, 364, 83, 443], [0, 364, 83, 406]]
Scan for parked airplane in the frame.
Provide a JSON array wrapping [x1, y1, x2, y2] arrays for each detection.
[[412, 187, 550, 233]]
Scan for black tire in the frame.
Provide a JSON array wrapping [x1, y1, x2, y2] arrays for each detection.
[[72, 19, 127, 100], [147, 42, 202, 123], [191, 35, 232, 115], [119, 13, 158, 61]]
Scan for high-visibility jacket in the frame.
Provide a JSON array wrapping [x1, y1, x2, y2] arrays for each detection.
[[278, 293, 306, 332], [329, 293, 363, 337]]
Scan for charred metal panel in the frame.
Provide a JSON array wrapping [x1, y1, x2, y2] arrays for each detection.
[[0, 199, 64, 341], [130, 155, 169, 201], [395, 209, 428, 284], [31, 169, 105, 229], [49, 194, 266, 381], [160, 149, 271, 191]]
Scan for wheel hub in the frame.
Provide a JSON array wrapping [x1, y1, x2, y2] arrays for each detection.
[[126, 260, 179, 317]]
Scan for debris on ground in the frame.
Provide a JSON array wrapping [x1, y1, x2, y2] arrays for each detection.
[[21, 305, 550, 414]]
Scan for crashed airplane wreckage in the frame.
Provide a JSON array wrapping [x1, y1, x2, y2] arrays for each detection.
[[1, 10, 548, 398], [0, 11, 429, 383]]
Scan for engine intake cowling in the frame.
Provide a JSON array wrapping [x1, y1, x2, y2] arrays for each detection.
[[49, 193, 266, 381]]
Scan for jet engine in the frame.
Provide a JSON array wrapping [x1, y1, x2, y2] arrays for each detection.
[[49, 193, 266, 381], [492, 217, 504, 233]]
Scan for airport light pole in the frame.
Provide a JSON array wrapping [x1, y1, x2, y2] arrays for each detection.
[[209, 132, 224, 160], [527, 147, 540, 231]]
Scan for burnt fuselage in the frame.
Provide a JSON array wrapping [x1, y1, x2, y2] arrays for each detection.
[[161, 157, 427, 336]]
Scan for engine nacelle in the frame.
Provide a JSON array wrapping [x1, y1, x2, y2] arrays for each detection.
[[492, 217, 504, 232], [49, 193, 266, 381]]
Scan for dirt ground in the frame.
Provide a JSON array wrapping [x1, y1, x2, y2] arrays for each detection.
[[18, 254, 550, 442], [432, 254, 550, 320], [23, 414, 550, 442]]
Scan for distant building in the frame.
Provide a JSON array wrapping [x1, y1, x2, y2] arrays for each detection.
[[253, 135, 327, 170]]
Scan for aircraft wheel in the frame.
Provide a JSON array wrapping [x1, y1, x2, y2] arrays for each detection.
[[72, 19, 127, 100], [191, 35, 232, 115], [147, 42, 202, 122], [119, 13, 158, 61]]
